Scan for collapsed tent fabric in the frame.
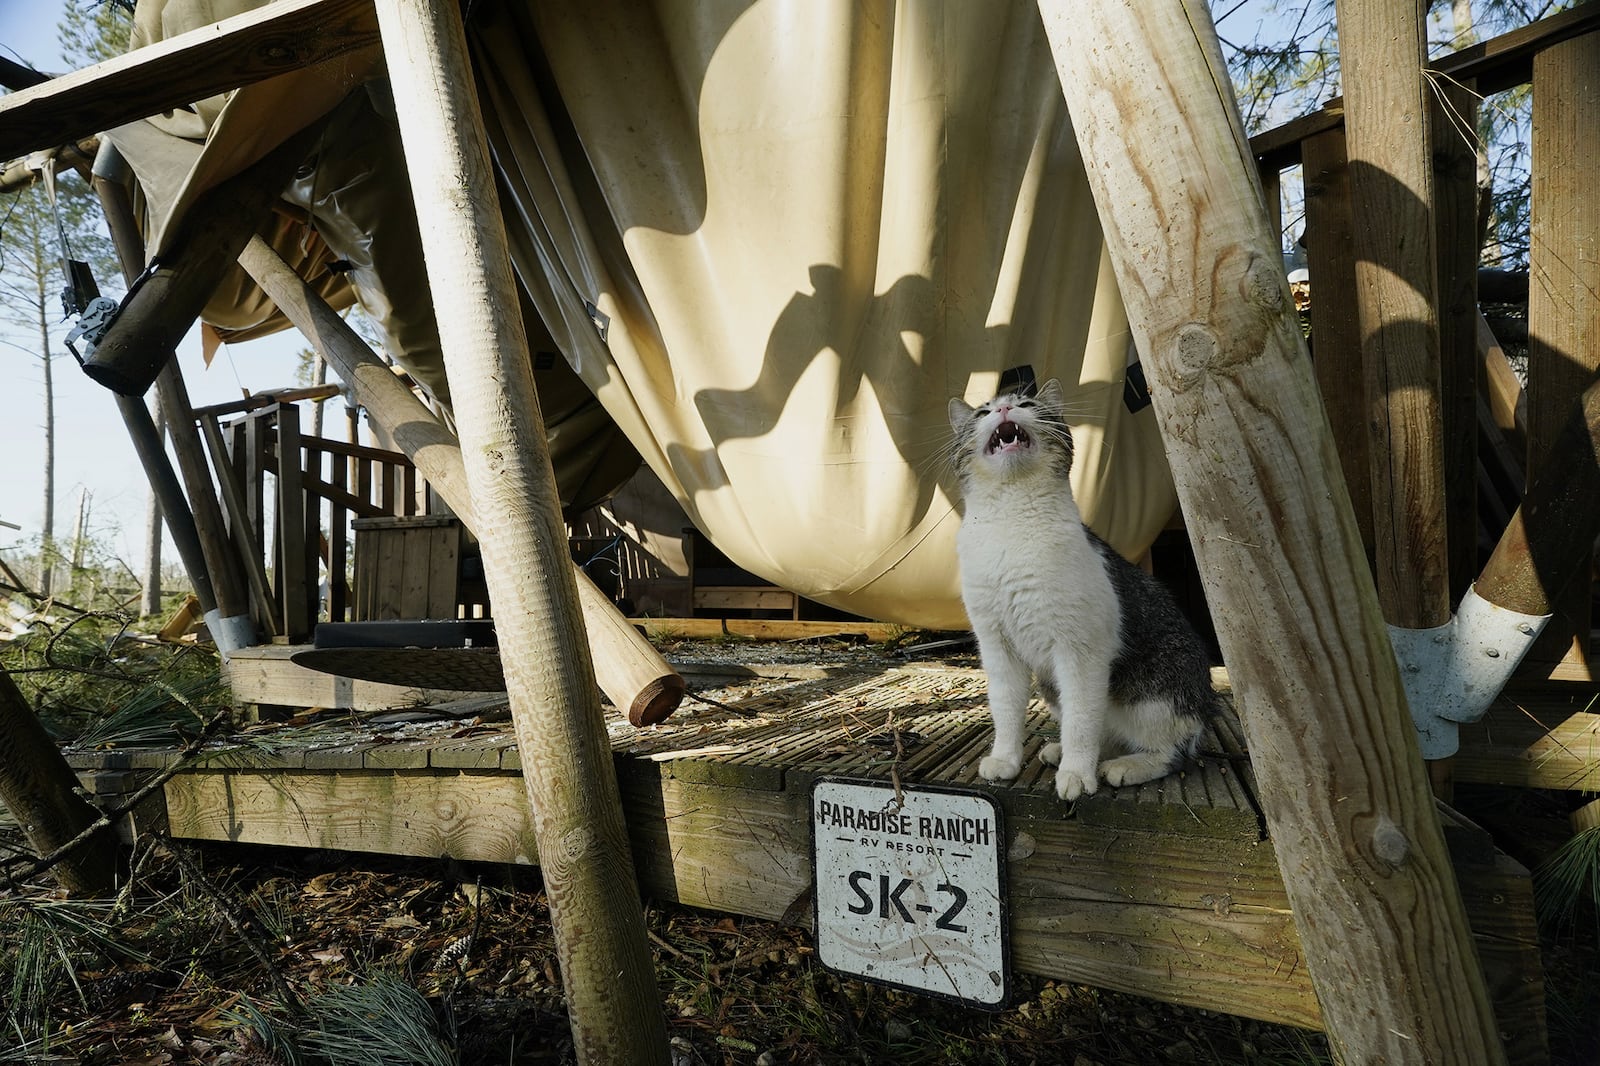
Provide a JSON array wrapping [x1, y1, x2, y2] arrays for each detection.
[[102, 0, 641, 514], [114, 0, 1178, 629], [466, 0, 1177, 628]]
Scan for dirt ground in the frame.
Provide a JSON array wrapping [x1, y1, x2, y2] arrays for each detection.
[[2, 841, 1348, 1066]]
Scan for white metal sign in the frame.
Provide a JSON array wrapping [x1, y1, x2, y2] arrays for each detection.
[[812, 778, 1008, 1007]]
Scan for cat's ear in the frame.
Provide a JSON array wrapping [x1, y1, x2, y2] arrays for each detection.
[[948, 396, 975, 429], [1036, 379, 1065, 410]]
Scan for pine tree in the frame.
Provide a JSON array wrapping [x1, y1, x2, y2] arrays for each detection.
[[56, 0, 134, 68], [0, 171, 118, 591]]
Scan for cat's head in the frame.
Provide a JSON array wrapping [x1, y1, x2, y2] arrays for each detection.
[[947, 379, 1073, 484]]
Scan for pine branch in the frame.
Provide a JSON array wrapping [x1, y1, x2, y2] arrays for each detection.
[[1, 706, 231, 886]]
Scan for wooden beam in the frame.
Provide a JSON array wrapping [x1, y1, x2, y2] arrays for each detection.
[[1034, 1, 1505, 1061], [1480, 313, 1529, 461], [190, 384, 342, 420], [274, 405, 313, 641], [1477, 372, 1600, 635], [1337, 0, 1450, 632], [1300, 127, 1374, 558], [0, 0, 378, 164], [1434, 78, 1481, 606], [198, 414, 281, 638], [1247, 7, 1600, 170], [1435, 1, 1600, 96], [0, 669, 116, 895], [236, 237, 683, 724], [0, 137, 97, 193], [95, 170, 251, 626], [1455, 688, 1600, 792], [221, 643, 480, 710], [1519, 29, 1600, 677], [83, 124, 325, 397], [370, 0, 668, 1059], [1249, 105, 1344, 172], [154, 755, 1544, 1053], [631, 618, 906, 643]]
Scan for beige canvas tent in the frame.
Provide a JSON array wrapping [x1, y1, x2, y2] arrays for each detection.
[[109, 0, 1176, 629]]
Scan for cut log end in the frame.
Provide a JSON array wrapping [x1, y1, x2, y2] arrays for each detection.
[[629, 673, 687, 727]]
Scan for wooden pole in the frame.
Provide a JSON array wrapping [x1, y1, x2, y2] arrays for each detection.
[[89, 166, 221, 615], [112, 391, 218, 614], [92, 169, 255, 645], [1336, 0, 1452, 633], [140, 392, 165, 618], [370, 1, 668, 1060], [1034, 2, 1506, 1062], [1477, 373, 1600, 620], [1522, 29, 1599, 677], [236, 236, 683, 725], [0, 669, 115, 895], [1432, 78, 1481, 607], [1301, 127, 1375, 561]]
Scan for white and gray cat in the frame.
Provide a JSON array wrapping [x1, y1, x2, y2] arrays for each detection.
[[947, 379, 1218, 801]]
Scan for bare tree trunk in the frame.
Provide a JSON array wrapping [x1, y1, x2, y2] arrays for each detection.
[[0, 669, 115, 895], [36, 291, 56, 597], [68, 487, 89, 600], [309, 353, 327, 439], [141, 393, 165, 617]]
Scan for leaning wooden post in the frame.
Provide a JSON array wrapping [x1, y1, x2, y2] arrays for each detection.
[[0, 669, 115, 895], [92, 158, 255, 652], [371, 0, 669, 1060], [1035, 2, 1506, 1062], [236, 236, 684, 726]]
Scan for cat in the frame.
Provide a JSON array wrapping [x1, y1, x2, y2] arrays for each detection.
[[947, 379, 1218, 801]]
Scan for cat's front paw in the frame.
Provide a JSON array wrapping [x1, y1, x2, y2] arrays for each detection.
[[1055, 766, 1099, 801], [979, 754, 1022, 781]]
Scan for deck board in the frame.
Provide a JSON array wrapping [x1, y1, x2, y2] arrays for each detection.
[[70, 649, 1555, 1053]]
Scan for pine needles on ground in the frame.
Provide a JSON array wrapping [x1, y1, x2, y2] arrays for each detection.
[[227, 977, 458, 1066], [0, 895, 146, 1051], [0, 611, 231, 747]]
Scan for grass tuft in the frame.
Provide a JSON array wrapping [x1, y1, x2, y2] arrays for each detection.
[[1535, 824, 1600, 935]]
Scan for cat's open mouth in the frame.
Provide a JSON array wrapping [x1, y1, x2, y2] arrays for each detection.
[[985, 419, 1031, 455]]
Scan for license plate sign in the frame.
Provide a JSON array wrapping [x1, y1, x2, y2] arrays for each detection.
[[812, 779, 1008, 1007]]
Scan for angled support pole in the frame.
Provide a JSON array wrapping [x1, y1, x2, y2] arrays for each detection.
[[236, 236, 684, 726], [91, 150, 255, 652], [1035, 1, 1506, 1062], [370, 0, 669, 1060]]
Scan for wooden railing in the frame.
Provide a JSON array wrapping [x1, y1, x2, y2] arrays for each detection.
[[195, 395, 432, 643], [1247, 4, 1599, 673]]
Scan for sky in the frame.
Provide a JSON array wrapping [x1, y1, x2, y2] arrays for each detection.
[[0, 0, 306, 571]]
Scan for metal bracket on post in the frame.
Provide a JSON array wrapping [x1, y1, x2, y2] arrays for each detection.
[[1390, 585, 1552, 758], [64, 295, 121, 362]]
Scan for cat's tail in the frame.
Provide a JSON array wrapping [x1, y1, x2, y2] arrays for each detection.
[[1174, 678, 1223, 756]]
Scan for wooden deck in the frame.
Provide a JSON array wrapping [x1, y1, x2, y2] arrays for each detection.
[[66, 645, 1568, 1060]]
